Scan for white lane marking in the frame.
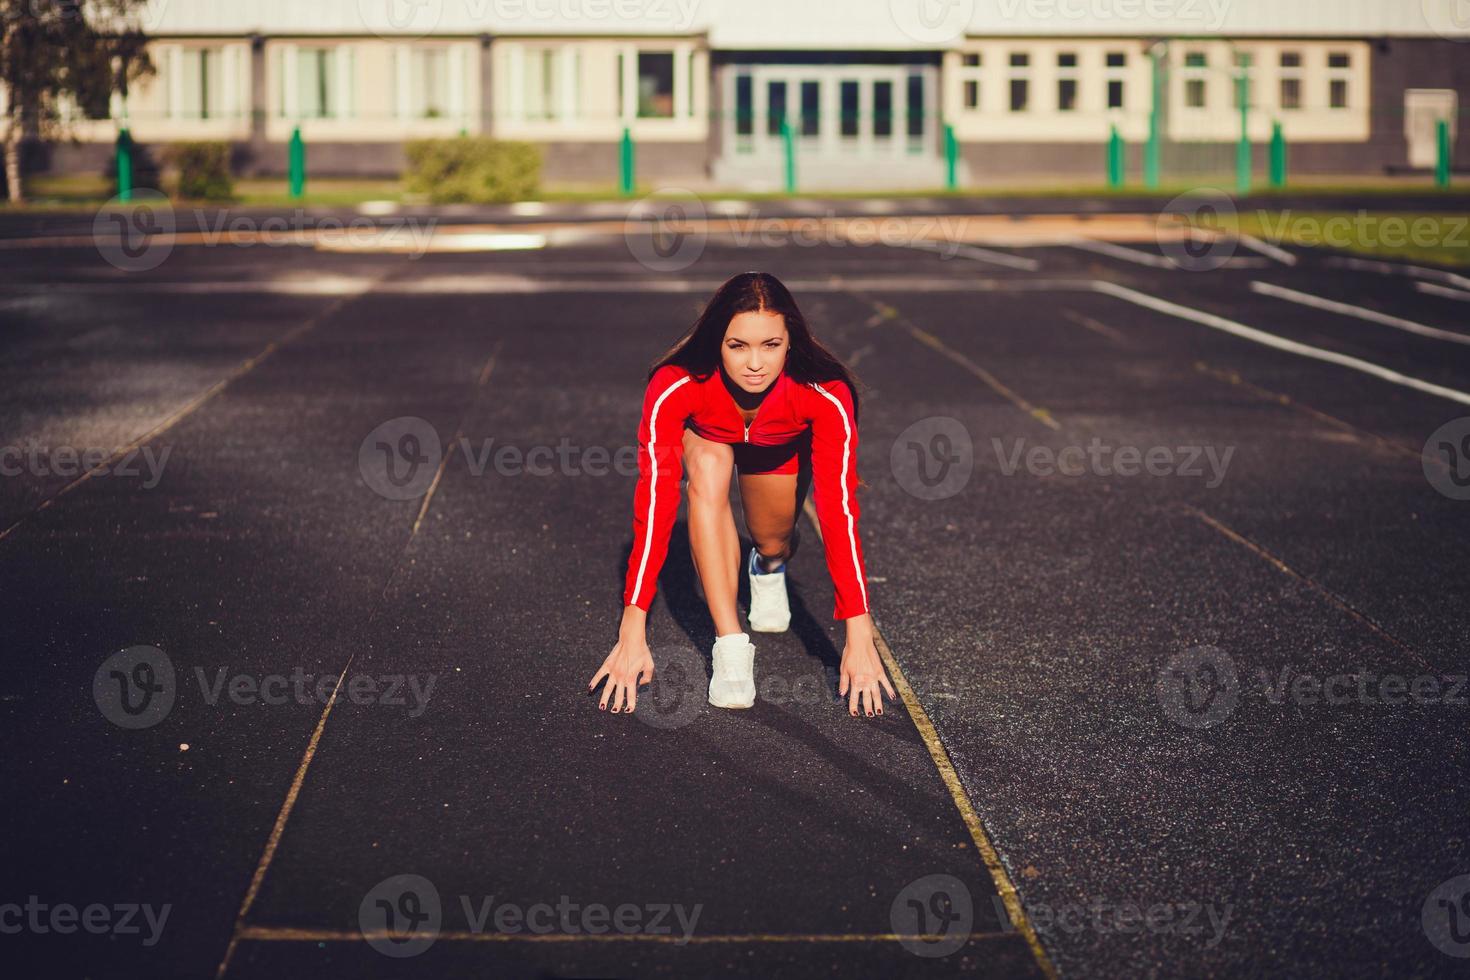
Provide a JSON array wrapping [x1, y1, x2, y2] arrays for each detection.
[[1323, 256, 1470, 292], [0, 276, 1098, 296], [1093, 281, 1470, 407], [905, 240, 1041, 272], [1067, 237, 1176, 268], [1250, 280, 1470, 347], [1060, 309, 1128, 345], [0, 277, 373, 296], [1416, 281, 1470, 302], [316, 231, 546, 253], [1236, 234, 1298, 265], [1066, 236, 1268, 269]]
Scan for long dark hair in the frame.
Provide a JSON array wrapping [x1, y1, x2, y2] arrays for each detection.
[[647, 272, 862, 425]]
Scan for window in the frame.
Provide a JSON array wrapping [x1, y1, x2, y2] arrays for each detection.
[[1279, 51, 1302, 110], [296, 47, 338, 119], [735, 73, 753, 137], [1327, 51, 1351, 109], [1057, 52, 1078, 112], [960, 52, 981, 111], [873, 80, 893, 137], [907, 72, 924, 139], [800, 80, 819, 137], [1232, 52, 1253, 110], [174, 47, 224, 119], [1182, 50, 1207, 109], [523, 48, 557, 120], [766, 80, 786, 136], [1105, 51, 1126, 109], [637, 51, 674, 118], [1008, 52, 1029, 112], [407, 47, 449, 119], [839, 79, 859, 137]]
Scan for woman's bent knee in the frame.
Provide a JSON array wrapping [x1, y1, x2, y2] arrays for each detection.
[[684, 435, 733, 503]]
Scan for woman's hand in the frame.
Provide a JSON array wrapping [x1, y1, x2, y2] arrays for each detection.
[[838, 614, 896, 717], [588, 608, 655, 714]]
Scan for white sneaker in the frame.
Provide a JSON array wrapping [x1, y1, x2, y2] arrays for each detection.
[[747, 546, 791, 633], [708, 632, 755, 709]]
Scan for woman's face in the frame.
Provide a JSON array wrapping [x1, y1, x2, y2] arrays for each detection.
[[721, 310, 789, 394]]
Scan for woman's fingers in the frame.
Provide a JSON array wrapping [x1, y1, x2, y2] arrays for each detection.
[[588, 665, 610, 693]]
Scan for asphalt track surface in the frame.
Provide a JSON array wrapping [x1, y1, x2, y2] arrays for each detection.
[[2, 214, 1469, 979]]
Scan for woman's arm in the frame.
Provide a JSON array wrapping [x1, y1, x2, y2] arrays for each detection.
[[808, 379, 894, 716], [623, 367, 694, 614], [590, 367, 693, 714]]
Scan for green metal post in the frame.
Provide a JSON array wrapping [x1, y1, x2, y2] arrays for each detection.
[[1437, 118, 1452, 188], [619, 126, 634, 196], [116, 128, 134, 202], [1269, 120, 1286, 188], [944, 123, 958, 190], [1145, 47, 1163, 190], [288, 125, 305, 199], [1235, 69, 1251, 194], [782, 118, 796, 194], [1107, 124, 1125, 188]]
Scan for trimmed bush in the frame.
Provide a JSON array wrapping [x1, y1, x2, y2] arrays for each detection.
[[404, 137, 541, 204], [164, 141, 234, 201]]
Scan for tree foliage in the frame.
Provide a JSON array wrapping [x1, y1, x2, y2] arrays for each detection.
[[1, 0, 155, 201]]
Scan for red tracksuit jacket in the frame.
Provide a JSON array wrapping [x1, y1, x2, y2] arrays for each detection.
[[623, 363, 870, 621]]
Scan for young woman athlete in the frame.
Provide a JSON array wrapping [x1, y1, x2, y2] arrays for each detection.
[[587, 271, 896, 718]]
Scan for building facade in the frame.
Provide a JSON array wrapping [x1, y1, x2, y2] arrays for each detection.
[[22, 0, 1470, 189]]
